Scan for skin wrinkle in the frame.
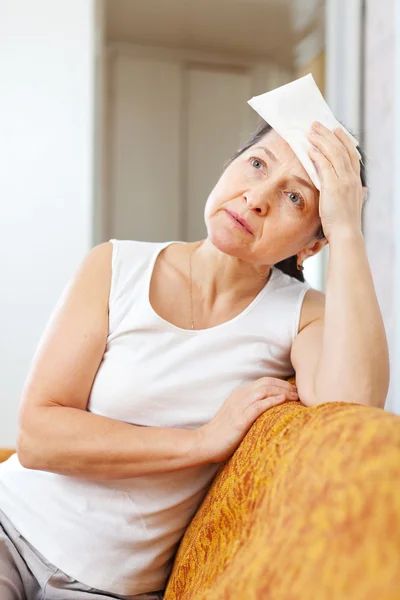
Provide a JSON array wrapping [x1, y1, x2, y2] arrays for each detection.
[[191, 129, 327, 312], [252, 144, 318, 201]]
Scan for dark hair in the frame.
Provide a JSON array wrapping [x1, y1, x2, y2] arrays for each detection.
[[224, 120, 367, 282]]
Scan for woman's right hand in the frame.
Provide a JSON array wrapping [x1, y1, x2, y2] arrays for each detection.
[[198, 377, 299, 463]]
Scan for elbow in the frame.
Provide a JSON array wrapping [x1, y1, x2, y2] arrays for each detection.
[[16, 419, 46, 471], [365, 346, 390, 409], [358, 365, 390, 409], [311, 383, 389, 410], [367, 385, 389, 410], [16, 431, 37, 470]]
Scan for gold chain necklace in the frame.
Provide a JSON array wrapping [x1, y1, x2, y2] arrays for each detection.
[[188, 240, 203, 330]]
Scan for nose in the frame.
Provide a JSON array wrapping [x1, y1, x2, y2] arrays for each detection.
[[243, 183, 271, 216]]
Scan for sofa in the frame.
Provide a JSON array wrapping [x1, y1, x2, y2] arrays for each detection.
[[0, 448, 14, 463], [2, 395, 400, 599], [164, 395, 400, 600]]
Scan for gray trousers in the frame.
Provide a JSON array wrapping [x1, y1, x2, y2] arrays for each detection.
[[0, 509, 164, 600]]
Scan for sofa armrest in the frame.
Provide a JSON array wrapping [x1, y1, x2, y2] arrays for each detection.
[[165, 400, 400, 600], [0, 449, 15, 463]]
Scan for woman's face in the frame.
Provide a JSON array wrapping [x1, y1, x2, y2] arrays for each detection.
[[204, 129, 325, 266]]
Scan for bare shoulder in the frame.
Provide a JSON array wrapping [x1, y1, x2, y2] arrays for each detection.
[[298, 287, 325, 332], [57, 241, 114, 316], [18, 241, 114, 427], [79, 241, 113, 278]]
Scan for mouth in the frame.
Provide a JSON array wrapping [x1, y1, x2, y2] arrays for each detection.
[[225, 210, 254, 235]]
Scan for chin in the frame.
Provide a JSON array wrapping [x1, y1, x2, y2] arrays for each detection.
[[204, 222, 251, 258]]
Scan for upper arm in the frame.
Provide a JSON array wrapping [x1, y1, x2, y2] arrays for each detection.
[[290, 288, 325, 406], [18, 242, 113, 428]]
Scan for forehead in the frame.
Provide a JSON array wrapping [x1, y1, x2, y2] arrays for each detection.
[[255, 128, 315, 189]]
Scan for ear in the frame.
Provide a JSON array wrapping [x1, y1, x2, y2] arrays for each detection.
[[297, 237, 328, 265]]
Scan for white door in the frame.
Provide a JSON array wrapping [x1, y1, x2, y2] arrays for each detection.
[[108, 53, 253, 243], [185, 64, 253, 241], [109, 54, 183, 242]]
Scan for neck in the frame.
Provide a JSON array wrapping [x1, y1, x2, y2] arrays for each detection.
[[189, 238, 272, 311]]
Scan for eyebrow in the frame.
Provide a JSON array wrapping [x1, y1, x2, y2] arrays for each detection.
[[292, 175, 316, 196], [254, 145, 278, 163], [254, 145, 317, 197]]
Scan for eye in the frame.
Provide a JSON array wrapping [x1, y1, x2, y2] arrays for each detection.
[[286, 191, 304, 207], [250, 157, 265, 170]]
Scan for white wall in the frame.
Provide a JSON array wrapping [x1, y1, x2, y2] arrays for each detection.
[[105, 43, 293, 245], [109, 53, 183, 242], [186, 65, 253, 242], [324, 0, 398, 414], [395, 0, 400, 415], [0, 0, 96, 445], [364, 0, 398, 414]]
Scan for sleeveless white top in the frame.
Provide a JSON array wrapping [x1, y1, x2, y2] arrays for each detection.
[[0, 239, 311, 595]]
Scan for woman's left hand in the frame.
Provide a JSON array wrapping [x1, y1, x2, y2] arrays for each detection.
[[307, 121, 367, 242]]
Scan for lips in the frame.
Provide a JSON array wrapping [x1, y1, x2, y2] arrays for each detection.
[[226, 210, 254, 234]]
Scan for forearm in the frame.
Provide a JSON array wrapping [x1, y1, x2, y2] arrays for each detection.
[[314, 228, 390, 408], [17, 406, 207, 479]]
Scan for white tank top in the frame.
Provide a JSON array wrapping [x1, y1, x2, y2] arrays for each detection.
[[0, 239, 311, 596]]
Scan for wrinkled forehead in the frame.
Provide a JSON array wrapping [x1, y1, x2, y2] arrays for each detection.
[[256, 128, 317, 192]]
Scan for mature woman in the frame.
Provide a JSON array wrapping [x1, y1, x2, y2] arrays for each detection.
[[0, 118, 389, 599]]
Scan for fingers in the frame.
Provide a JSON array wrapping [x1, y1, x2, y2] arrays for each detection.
[[334, 127, 361, 177], [258, 385, 298, 400], [307, 122, 354, 179], [256, 377, 297, 393], [252, 395, 289, 416], [307, 146, 335, 191]]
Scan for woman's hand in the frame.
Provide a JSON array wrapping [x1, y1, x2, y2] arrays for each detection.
[[307, 121, 367, 242], [198, 377, 299, 463]]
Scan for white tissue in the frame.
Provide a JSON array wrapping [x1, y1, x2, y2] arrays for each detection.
[[247, 73, 360, 191]]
